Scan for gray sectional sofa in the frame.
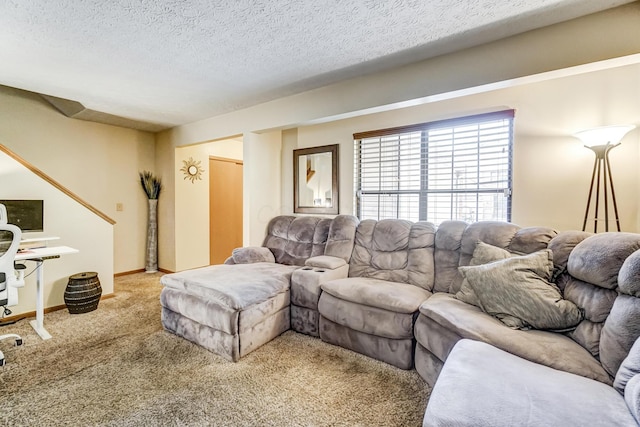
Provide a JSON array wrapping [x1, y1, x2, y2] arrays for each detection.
[[160, 214, 640, 426]]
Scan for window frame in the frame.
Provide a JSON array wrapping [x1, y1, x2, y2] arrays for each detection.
[[353, 110, 514, 223]]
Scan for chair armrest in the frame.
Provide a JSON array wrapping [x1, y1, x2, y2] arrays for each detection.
[[305, 255, 347, 270], [230, 247, 276, 264]]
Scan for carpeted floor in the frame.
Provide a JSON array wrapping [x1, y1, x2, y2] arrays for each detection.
[[0, 272, 430, 426]]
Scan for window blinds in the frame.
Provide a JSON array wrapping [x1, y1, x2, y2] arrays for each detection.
[[354, 110, 514, 223]]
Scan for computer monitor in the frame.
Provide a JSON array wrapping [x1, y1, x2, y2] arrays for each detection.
[[0, 200, 44, 232]]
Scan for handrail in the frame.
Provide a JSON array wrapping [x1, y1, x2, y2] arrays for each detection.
[[0, 143, 116, 225]]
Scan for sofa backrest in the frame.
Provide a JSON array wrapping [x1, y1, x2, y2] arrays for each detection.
[[549, 232, 640, 373], [262, 216, 332, 266], [549, 230, 604, 357], [567, 234, 640, 378], [614, 335, 640, 423], [348, 219, 436, 290], [323, 215, 359, 262], [432, 221, 640, 377], [433, 221, 557, 294]]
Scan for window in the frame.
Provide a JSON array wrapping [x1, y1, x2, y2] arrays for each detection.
[[354, 110, 513, 223]]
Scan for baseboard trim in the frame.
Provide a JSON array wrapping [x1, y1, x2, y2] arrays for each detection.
[[114, 268, 173, 276], [114, 268, 145, 277], [0, 293, 115, 325]]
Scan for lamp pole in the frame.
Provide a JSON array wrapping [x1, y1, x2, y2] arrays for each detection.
[[574, 125, 635, 233], [582, 143, 620, 232]]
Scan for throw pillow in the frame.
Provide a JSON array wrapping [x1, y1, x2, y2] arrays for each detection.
[[455, 242, 512, 306], [458, 249, 584, 330]]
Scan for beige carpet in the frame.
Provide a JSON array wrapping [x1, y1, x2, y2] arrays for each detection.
[[0, 272, 430, 426]]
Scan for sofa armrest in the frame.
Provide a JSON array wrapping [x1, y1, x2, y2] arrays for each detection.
[[229, 247, 276, 264], [305, 255, 347, 270], [291, 260, 349, 310]]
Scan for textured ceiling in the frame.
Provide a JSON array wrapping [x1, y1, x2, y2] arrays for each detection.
[[0, 0, 635, 131]]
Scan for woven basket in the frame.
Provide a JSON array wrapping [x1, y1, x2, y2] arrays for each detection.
[[64, 272, 102, 314]]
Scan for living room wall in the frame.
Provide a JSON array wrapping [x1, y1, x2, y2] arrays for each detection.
[[158, 131, 281, 272], [0, 85, 156, 276], [173, 138, 243, 272], [163, 3, 640, 146], [0, 150, 113, 316], [159, 3, 640, 270], [283, 61, 640, 232]]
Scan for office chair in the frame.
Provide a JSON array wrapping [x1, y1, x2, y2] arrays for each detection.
[[0, 212, 25, 366]]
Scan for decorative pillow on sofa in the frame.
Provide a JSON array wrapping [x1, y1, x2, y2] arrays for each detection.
[[455, 242, 512, 307], [458, 249, 584, 330]]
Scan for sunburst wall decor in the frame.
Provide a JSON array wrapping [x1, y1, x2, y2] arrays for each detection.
[[180, 157, 204, 183]]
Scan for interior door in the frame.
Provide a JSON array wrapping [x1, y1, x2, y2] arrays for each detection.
[[209, 156, 243, 265]]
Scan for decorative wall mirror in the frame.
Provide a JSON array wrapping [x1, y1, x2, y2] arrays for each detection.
[[294, 144, 339, 214]]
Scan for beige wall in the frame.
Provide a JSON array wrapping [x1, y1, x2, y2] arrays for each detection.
[[164, 3, 640, 146], [155, 131, 176, 272], [173, 138, 243, 272], [0, 85, 155, 290], [243, 131, 283, 246], [284, 62, 640, 232], [156, 5, 640, 266], [0, 85, 154, 316], [0, 151, 113, 316]]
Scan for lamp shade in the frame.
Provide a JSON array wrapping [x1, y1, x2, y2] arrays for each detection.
[[573, 125, 636, 147]]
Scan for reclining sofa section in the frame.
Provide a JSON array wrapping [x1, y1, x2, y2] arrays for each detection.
[[415, 221, 640, 388], [316, 219, 435, 370], [159, 215, 355, 362], [423, 243, 640, 426]]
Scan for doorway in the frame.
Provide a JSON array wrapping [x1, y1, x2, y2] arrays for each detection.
[[209, 156, 243, 264]]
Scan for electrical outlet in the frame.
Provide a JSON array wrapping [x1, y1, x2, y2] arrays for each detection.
[[116, 203, 124, 212]]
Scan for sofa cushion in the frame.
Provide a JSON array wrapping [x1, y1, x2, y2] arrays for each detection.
[[566, 319, 603, 358], [508, 226, 558, 254], [262, 216, 332, 266], [304, 255, 346, 269], [547, 230, 592, 279], [433, 220, 467, 293], [568, 233, 640, 290], [601, 294, 640, 378], [160, 263, 297, 310], [451, 222, 556, 294], [319, 316, 414, 370], [418, 293, 611, 383], [318, 293, 416, 339], [231, 246, 276, 264], [458, 250, 583, 330], [348, 219, 436, 290], [321, 277, 431, 314], [323, 215, 359, 262], [615, 336, 640, 394], [619, 249, 640, 298], [423, 339, 637, 427], [627, 374, 640, 424], [455, 242, 512, 306]]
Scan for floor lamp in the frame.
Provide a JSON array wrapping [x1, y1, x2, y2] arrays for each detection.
[[573, 125, 636, 233]]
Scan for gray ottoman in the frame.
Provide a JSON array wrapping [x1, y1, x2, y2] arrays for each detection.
[[160, 262, 298, 361]]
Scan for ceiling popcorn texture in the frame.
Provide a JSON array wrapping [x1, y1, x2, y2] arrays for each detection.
[[0, 0, 634, 130]]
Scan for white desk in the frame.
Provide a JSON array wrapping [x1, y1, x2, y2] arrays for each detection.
[[15, 245, 79, 340]]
